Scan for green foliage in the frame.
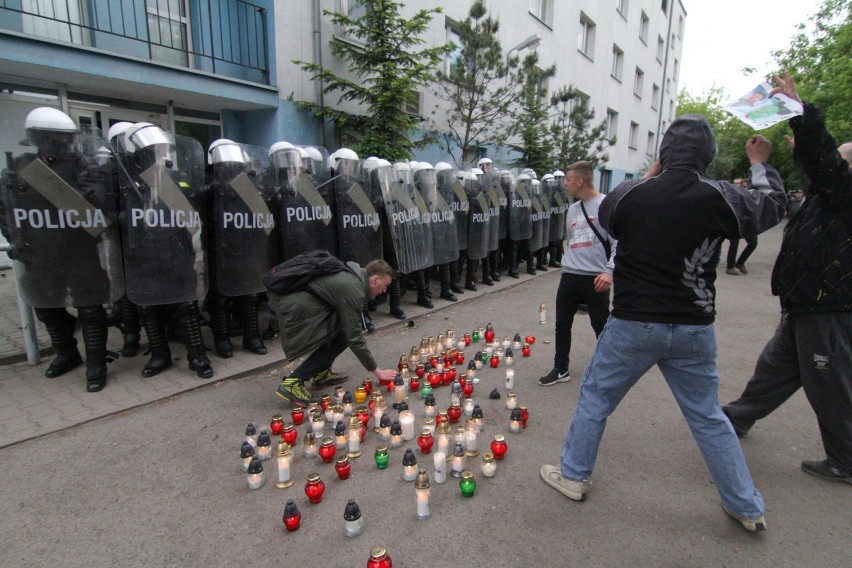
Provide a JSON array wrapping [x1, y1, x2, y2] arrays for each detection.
[[549, 86, 613, 170], [295, 0, 452, 161], [503, 52, 557, 174], [432, 0, 515, 164]]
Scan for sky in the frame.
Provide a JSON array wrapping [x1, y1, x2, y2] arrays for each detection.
[[679, 0, 822, 102]]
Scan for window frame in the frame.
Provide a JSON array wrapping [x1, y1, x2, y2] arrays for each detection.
[[639, 11, 649, 44], [146, 0, 192, 68], [529, 0, 554, 27], [616, 0, 629, 19], [633, 67, 644, 99], [606, 109, 619, 142], [578, 13, 596, 60], [651, 83, 660, 109], [628, 121, 639, 150], [611, 44, 624, 81]]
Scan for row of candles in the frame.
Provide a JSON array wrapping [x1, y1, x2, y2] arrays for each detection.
[[239, 324, 536, 541]]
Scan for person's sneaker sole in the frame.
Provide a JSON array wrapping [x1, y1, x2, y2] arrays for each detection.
[[540, 464, 587, 501], [722, 505, 767, 533]]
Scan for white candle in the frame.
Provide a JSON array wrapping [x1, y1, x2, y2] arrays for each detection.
[[246, 471, 264, 490], [276, 456, 291, 484], [505, 369, 515, 390], [433, 452, 447, 484], [416, 489, 431, 519], [400, 410, 415, 441], [347, 428, 360, 453]]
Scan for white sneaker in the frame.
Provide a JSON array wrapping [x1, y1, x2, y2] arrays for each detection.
[[540, 464, 587, 501], [722, 504, 767, 533]]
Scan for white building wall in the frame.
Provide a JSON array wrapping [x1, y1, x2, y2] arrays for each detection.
[[275, 0, 686, 179]]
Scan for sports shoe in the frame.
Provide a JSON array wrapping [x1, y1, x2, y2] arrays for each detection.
[[736, 263, 748, 274], [801, 459, 852, 484], [276, 377, 312, 407], [726, 267, 739, 275], [540, 464, 587, 501], [722, 504, 767, 533], [312, 369, 350, 389], [539, 368, 571, 386]]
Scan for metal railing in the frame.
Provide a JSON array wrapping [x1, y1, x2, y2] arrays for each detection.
[[0, 0, 269, 85]]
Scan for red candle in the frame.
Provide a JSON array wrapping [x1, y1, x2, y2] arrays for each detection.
[[455, 351, 465, 365], [356, 407, 371, 429], [462, 382, 474, 398], [489, 355, 500, 368], [368, 546, 392, 568], [522, 343, 531, 357], [318, 438, 336, 464], [427, 371, 441, 389], [520, 405, 529, 429], [429, 356, 439, 369], [485, 330, 495, 343], [417, 429, 434, 454], [320, 394, 331, 412], [335, 455, 352, 480], [270, 414, 284, 436], [362, 378, 373, 396], [525, 335, 536, 345], [490, 435, 508, 460], [304, 473, 326, 504], [409, 376, 421, 392], [282, 499, 301, 532], [448, 403, 462, 424], [282, 424, 298, 447], [415, 364, 426, 378], [446, 366, 457, 381], [464, 333, 472, 346], [291, 408, 305, 426]]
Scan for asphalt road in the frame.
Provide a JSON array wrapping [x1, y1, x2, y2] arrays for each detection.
[[0, 223, 849, 568]]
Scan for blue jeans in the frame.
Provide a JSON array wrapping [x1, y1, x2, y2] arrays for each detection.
[[560, 317, 765, 519]]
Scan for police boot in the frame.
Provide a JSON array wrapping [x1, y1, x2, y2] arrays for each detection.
[[439, 263, 457, 302], [489, 250, 502, 282], [450, 259, 465, 294], [209, 293, 233, 358], [424, 267, 433, 300], [141, 307, 172, 377], [79, 306, 108, 393], [508, 242, 520, 279], [481, 256, 494, 286], [237, 295, 267, 355], [37, 308, 82, 378], [536, 248, 548, 271], [120, 296, 141, 357], [548, 242, 562, 268], [179, 303, 213, 379], [416, 270, 434, 309], [465, 258, 478, 291], [389, 276, 406, 319], [526, 246, 537, 275]]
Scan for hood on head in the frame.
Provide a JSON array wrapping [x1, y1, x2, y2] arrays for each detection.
[[659, 114, 716, 172]]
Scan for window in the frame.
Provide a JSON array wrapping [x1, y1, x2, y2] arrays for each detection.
[[671, 32, 676, 48], [669, 100, 675, 120], [403, 91, 422, 117], [530, 0, 554, 27], [146, 0, 191, 67], [678, 15, 684, 37], [646, 131, 656, 155], [336, 0, 368, 37], [673, 58, 679, 80], [611, 45, 624, 81], [599, 169, 613, 193], [652, 84, 660, 109], [445, 25, 463, 77], [639, 12, 649, 43], [616, 0, 628, 18], [661, 0, 668, 13], [666, 77, 671, 93], [606, 109, 619, 141], [656, 36, 665, 62], [578, 14, 596, 59], [21, 0, 87, 45], [628, 121, 639, 149], [633, 67, 644, 98]]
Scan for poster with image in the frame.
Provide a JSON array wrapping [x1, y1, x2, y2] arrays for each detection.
[[723, 82, 803, 130]]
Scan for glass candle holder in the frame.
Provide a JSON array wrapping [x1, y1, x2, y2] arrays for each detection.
[[302, 431, 317, 458], [274, 441, 294, 488], [343, 498, 363, 537], [506, 391, 517, 410], [481, 453, 497, 477], [240, 441, 255, 473], [304, 472, 325, 504], [374, 445, 389, 469], [414, 469, 431, 520], [246, 457, 265, 490], [282, 499, 301, 532], [402, 448, 418, 482], [459, 470, 476, 497]]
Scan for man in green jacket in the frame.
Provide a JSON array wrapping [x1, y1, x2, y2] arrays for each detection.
[[274, 259, 399, 406]]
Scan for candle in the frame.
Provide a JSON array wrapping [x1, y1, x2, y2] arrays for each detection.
[[433, 451, 447, 484], [505, 369, 515, 390], [481, 453, 496, 477]]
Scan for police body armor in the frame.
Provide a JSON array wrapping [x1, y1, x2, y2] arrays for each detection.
[[419, 166, 458, 266], [2, 129, 124, 308], [120, 131, 207, 306], [274, 146, 337, 260], [211, 142, 278, 297], [378, 163, 432, 274], [465, 172, 490, 261], [335, 158, 382, 267]]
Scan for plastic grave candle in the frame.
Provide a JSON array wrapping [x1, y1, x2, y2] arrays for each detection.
[[489, 353, 500, 368], [303, 431, 318, 458], [374, 445, 389, 469], [481, 453, 496, 478], [240, 441, 255, 473], [459, 470, 477, 497], [505, 369, 515, 390], [448, 402, 462, 424], [450, 443, 466, 478], [256, 430, 272, 461], [480, 350, 489, 364], [504, 349, 514, 367], [522, 343, 531, 357], [445, 330, 455, 350], [423, 417, 436, 437], [335, 421, 347, 450], [342, 391, 354, 415], [525, 335, 536, 345], [362, 378, 373, 396], [454, 425, 465, 448], [368, 546, 392, 568], [291, 407, 305, 426], [282, 499, 301, 532], [462, 381, 474, 399], [474, 353, 483, 370], [485, 344, 494, 357], [409, 346, 420, 369], [450, 382, 462, 407], [485, 322, 495, 343], [320, 394, 332, 412], [399, 402, 415, 441], [308, 402, 321, 417], [466, 361, 476, 381], [274, 441, 294, 488], [433, 451, 447, 484], [436, 411, 449, 426], [436, 334, 445, 354], [278, 424, 295, 449], [355, 407, 370, 432], [464, 333, 472, 346], [417, 428, 434, 454], [343, 499, 363, 537], [455, 350, 465, 365], [354, 386, 367, 404], [520, 404, 529, 428], [463, 398, 475, 417], [270, 414, 285, 436], [335, 455, 352, 480], [324, 403, 335, 423], [409, 375, 420, 393], [318, 437, 336, 464], [246, 457, 265, 490], [471, 405, 484, 432], [509, 408, 523, 433], [490, 435, 508, 460], [464, 419, 479, 457], [332, 405, 345, 427], [372, 396, 386, 433], [389, 420, 403, 448], [393, 375, 406, 408], [334, 386, 345, 404], [471, 329, 480, 343], [435, 360, 444, 374], [513, 333, 522, 350], [539, 302, 547, 324], [429, 336, 439, 356], [379, 414, 391, 441], [501, 336, 511, 349], [244, 423, 258, 447], [506, 392, 517, 410], [414, 469, 432, 520], [347, 417, 362, 458], [426, 370, 440, 390], [398, 353, 406, 373], [311, 413, 325, 438], [429, 354, 439, 369], [436, 422, 451, 456], [402, 449, 418, 481], [445, 366, 457, 384], [304, 472, 325, 504], [414, 363, 425, 379]]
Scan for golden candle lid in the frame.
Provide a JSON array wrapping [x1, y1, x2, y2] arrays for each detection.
[[307, 472, 321, 483], [420, 427, 432, 436], [461, 470, 474, 480], [493, 434, 506, 442], [282, 423, 295, 433], [303, 431, 316, 443], [375, 445, 388, 455], [320, 437, 334, 446], [274, 440, 291, 457], [414, 468, 431, 489], [482, 453, 495, 463], [370, 546, 387, 560], [336, 455, 349, 465]]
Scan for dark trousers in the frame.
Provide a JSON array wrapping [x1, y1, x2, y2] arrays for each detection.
[[553, 272, 610, 373], [726, 235, 758, 268], [292, 333, 348, 381], [723, 312, 852, 472]]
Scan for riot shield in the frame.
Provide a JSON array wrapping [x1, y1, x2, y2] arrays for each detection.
[[447, 170, 469, 250], [377, 163, 432, 274], [496, 170, 511, 240], [537, 180, 551, 250], [335, 158, 382, 267], [508, 174, 532, 241], [2, 129, 125, 308], [465, 172, 490, 260], [273, 146, 337, 260], [120, 130, 207, 306], [548, 177, 567, 242], [529, 180, 545, 252], [212, 142, 278, 297], [418, 165, 458, 265]]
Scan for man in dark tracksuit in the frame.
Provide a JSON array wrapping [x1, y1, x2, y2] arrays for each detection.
[[724, 73, 852, 485], [540, 114, 787, 533]]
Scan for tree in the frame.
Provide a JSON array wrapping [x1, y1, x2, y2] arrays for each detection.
[[295, 0, 452, 161], [549, 86, 614, 170], [503, 52, 557, 175], [432, 0, 516, 164]]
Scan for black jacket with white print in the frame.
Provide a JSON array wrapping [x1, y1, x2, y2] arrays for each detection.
[[600, 114, 787, 324]]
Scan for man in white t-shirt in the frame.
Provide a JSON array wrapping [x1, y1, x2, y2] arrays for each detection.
[[539, 161, 616, 386]]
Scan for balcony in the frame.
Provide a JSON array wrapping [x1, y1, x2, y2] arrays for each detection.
[[0, 0, 269, 85]]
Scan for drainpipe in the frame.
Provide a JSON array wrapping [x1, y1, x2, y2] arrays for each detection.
[[313, 0, 327, 147]]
